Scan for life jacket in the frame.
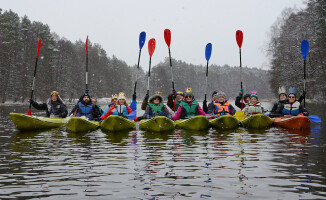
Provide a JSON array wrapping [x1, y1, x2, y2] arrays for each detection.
[[180, 99, 198, 117], [282, 101, 301, 116], [213, 102, 230, 115], [77, 102, 93, 115], [148, 103, 164, 116], [112, 105, 129, 116]]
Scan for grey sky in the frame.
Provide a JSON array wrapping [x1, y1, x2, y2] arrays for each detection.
[[1, 0, 305, 70]]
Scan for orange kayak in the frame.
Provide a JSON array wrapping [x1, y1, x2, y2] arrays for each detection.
[[272, 116, 311, 130]]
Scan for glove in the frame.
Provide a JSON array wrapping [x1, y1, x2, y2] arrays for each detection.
[[29, 98, 34, 103], [132, 93, 136, 100], [158, 111, 165, 116], [144, 94, 149, 101], [302, 112, 308, 116], [237, 88, 244, 98], [171, 90, 176, 96], [298, 113, 304, 116]]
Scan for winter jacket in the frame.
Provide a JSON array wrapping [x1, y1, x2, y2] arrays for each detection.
[[31, 95, 68, 118], [100, 104, 135, 120], [235, 96, 249, 109], [172, 99, 207, 120], [271, 99, 287, 114], [243, 102, 264, 114], [167, 94, 181, 112]]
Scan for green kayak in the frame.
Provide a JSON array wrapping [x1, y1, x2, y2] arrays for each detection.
[[241, 114, 273, 129], [10, 112, 66, 131], [100, 115, 135, 132], [209, 115, 240, 130], [139, 116, 175, 132], [175, 115, 209, 131], [65, 117, 100, 132]]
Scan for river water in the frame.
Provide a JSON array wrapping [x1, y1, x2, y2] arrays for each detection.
[[0, 102, 325, 199]]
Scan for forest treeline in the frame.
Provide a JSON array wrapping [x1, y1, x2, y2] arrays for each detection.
[[0, 9, 273, 103], [267, 0, 326, 100]]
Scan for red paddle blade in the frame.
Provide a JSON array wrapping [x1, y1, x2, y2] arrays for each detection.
[[148, 38, 156, 57], [86, 36, 89, 54], [164, 29, 171, 47], [36, 39, 42, 58], [236, 30, 243, 48], [27, 108, 32, 116]]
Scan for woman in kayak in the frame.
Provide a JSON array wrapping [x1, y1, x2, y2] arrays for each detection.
[[142, 93, 172, 119], [70, 93, 101, 121], [209, 91, 236, 116], [172, 88, 208, 120], [29, 91, 68, 118], [100, 92, 138, 121], [235, 88, 250, 109], [141, 91, 162, 110], [102, 94, 118, 117], [270, 86, 287, 115], [243, 91, 264, 115], [167, 91, 184, 112], [279, 87, 309, 116]]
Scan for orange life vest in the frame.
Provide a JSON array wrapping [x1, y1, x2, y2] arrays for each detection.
[[213, 102, 230, 115]]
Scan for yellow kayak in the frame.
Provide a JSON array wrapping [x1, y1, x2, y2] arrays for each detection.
[[100, 115, 135, 132], [139, 116, 175, 132], [175, 115, 209, 131], [65, 117, 100, 132]]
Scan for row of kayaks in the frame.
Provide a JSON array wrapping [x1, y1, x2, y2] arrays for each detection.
[[10, 112, 312, 132]]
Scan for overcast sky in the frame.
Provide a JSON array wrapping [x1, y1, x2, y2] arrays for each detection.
[[1, 0, 306, 71]]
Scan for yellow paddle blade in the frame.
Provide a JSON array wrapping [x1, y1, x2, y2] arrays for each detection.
[[234, 111, 245, 120]]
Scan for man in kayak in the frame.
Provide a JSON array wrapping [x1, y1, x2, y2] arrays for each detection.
[[206, 91, 217, 114], [209, 91, 236, 116], [167, 90, 184, 112], [29, 91, 68, 118], [243, 91, 264, 115], [142, 93, 172, 119], [235, 88, 250, 109], [101, 92, 138, 121], [172, 88, 208, 120], [278, 87, 309, 116], [70, 93, 101, 121], [270, 86, 287, 115], [91, 97, 104, 116]]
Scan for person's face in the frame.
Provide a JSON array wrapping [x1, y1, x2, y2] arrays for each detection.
[[176, 94, 183, 101], [112, 98, 117, 103], [250, 97, 257, 104], [218, 96, 225, 102], [153, 97, 160, 104], [212, 94, 217, 100], [91, 99, 96, 105], [244, 97, 250, 103], [118, 99, 125, 105], [288, 94, 296, 103], [83, 96, 90, 103], [185, 95, 193, 102], [279, 94, 287, 101], [51, 95, 58, 102]]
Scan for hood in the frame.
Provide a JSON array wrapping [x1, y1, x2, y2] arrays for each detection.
[[149, 94, 164, 103]]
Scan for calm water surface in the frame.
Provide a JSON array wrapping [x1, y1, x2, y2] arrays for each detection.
[[0, 102, 325, 199]]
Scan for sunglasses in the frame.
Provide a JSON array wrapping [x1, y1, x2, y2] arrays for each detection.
[[289, 96, 295, 98]]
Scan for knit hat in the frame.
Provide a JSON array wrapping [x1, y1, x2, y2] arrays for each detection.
[[244, 94, 251, 99], [288, 87, 297, 97], [149, 94, 163, 103], [250, 91, 258, 100], [216, 91, 226, 99], [117, 92, 126, 101], [278, 86, 287, 96]]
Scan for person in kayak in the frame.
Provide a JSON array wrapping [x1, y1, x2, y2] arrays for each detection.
[[270, 86, 287, 115], [243, 91, 264, 115], [141, 91, 162, 110], [102, 94, 118, 117], [70, 93, 101, 121], [142, 93, 172, 119], [235, 88, 250, 109], [29, 91, 68, 118], [167, 91, 184, 112], [279, 87, 309, 116], [172, 88, 208, 120], [100, 92, 138, 121], [205, 91, 217, 114], [209, 91, 236, 116], [91, 97, 104, 116]]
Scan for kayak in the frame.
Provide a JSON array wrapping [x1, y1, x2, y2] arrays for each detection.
[[209, 115, 240, 130], [100, 115, 135, 132], [139, 116, 175, 132], [175, 115, 209, 131], [65, 117, 100, 132], [241, 114, 273, 129], [272, 115, 311, 130], [10, 112, 66, 131]]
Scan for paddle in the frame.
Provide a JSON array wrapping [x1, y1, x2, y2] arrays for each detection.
[[85, 36, 89, 95], [234, 110, 245, 120], [147, 38, 156, 96], [127, 111, 137, 121], [203, 43, 212, 113], [164, 29, 175, 92], [28, 39, 42, 116], [308, 115, 321, 123], [236, 30, 244, 110], [301, 40, 309, 107], [134, 31, 146, 95]]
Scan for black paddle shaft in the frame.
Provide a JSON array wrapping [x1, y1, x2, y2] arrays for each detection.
[[29, 57, 39, 109], [239, 48, 243, 89], [168, 48, 175, 91]]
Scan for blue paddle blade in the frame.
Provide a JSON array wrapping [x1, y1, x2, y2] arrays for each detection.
[[308, 115, 321, 123], [301, 40, 309, 60], [205, 43, 212, 62], [127, 111, 137, 121], [139, 32, 146, 50]]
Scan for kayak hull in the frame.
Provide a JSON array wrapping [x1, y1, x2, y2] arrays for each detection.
[[65, 117, 100, 132], [10, 113, 65, 131], [139, 116, 175, 132], [209, 115, 240, 130], [272, 116, 311, 130], [175, 115, 209, 131], [241, 114, 273, 129], [101, 115, 135, 132]]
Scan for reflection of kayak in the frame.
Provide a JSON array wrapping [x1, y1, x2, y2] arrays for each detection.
[[272, 116, 311, 130], [65, 117, 100, 132], [100, 115, 135, 132], [139, 116, 175, 132], [10, 113, 66, 131], [209, 115, 240, 130], [175, 115, 209, 131], [241, 114, 273, 129]]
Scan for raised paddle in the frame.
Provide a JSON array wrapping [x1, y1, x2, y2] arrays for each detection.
[[164, 29, 175, 92], [85, 36, 89, 95], [308, 115, 322, 123], [134, 31, 146, 95], [301, 40, 309, 107], [28, 39, 42, 116], [203, 43, 212, 113], [147, 38, 156, 96], [236, 30, 244, 110]]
